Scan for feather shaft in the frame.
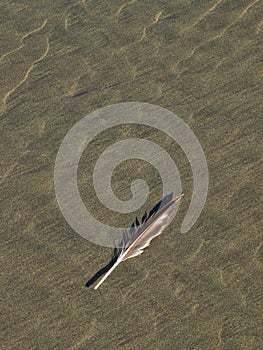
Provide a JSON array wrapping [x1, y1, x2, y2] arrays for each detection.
[[94, 259, 121, 289]]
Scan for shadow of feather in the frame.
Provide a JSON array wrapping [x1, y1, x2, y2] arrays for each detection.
[[85, 248, 120, 288]]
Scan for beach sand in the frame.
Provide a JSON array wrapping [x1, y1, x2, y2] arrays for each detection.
[[1, 1, 262, 349]]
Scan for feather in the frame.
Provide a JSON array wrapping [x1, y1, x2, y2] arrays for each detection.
[[94, 194, 183, 289]]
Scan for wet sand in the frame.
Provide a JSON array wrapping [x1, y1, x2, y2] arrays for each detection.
[[1, 1, 262, 349]]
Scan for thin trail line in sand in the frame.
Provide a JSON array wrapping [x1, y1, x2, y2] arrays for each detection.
[[2, 37, 50, 113]]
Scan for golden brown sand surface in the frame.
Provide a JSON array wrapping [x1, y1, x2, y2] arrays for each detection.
[[1, 0, 262, 349]]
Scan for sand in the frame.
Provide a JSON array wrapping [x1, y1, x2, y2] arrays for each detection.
[[1, 1, 262, 349]]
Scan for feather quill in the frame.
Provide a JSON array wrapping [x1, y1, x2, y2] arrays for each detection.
[[94, 194, 183, 289]]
